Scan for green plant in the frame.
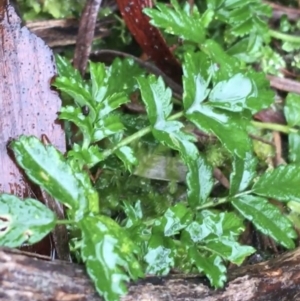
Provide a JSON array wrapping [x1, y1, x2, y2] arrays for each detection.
[[2, 1, 300, 301]]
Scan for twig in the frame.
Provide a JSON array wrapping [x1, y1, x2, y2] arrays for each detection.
[[73, 0, 103, 75]]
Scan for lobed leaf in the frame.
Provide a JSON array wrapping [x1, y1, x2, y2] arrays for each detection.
[[144, 0, 206, 44]]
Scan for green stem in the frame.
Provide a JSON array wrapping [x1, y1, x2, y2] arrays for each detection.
[[102, 111, 184, 159], [251, 121, 298, 134], [102, 126, 151, 159], [269, 29, 300, 44], [196, 197, 229, 210]]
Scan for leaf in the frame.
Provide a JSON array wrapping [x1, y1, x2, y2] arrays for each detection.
[[252, 165, 300, 202], [96, 93, 129, 120], [230, 153, 257, 194], [115, 146, 138, 172], [184, 210, 245, 243], [80, 215, 143, 301], [89, 61, 107, 101], [10, 136, 90, 216], [209, 72, 274, 114], [144, 235, 176, 275], [201, 40, 240, 80], [188, 247, 227, 288], [204, 239, 255, 265], [182, 51, 212, 110], [106, 58, 145, 96], [187, 107, 251, 159], [185, 155, 214, 206], [0, 194, 56, 248], [183, 51, 252, 160], [288, 133, 300, 164], [209, 73, 254, 112], [67, 144, 105, 169], [227, 35, 264, 63], [53, 74, 92, 109], [232, 195, 297, 249], [152, 203, 193, 236], [93, 114, 125, 142], [55, 54, 83, 83], [243, 71, 274, 114], [144, 0, 206, 44], [183, 210, 254, 273], [136, 75, 173, 124], [137, 75, 211, 207], [59, 106, 93, 146], [211, 0, 271, 37], [284, 93, 300, 163]]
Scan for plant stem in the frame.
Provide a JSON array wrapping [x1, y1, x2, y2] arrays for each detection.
[[102, 111, 184, 159], [102, 126, 151, 159], [196, 197, 229, 210], [251, 121, 298, 134], [269, 29, 300, 44]]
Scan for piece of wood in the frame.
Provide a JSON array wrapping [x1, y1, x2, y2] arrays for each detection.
[[116, 0, 182, 85], [1, 246, 300, 301], [0, 4, 68, 258], [0, 4, 65, 196], [26, 17, 112, 48]]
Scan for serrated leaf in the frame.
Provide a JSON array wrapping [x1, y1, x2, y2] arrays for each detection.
[[0, 194, 56, 248], [204, 239, 255, 265], [187, 107, 251, 158], [96, 93, 129, 119], [136, 75, 173, 124], [230, 153, 257, 194], [10, 136, 89, 215], [184, 211, 245, 243], [243, 71, 274, 114], [227, 35, 264, 63], [201, 40, 240, 80], [59, 106, 93, 146], [144, 235, 176, 275], [115, 146, 138, 172], [106, 58, 145, 95], [209, 73, 254, 111], [252, 165, 300, 202], [144, 0, 205, 44], [232, 195, 297, 249], [67, 144, 105, 168], [214, 1, 271, 37], [89, 61, 108, 102], [123, 200, 144, 228], [80, 215, 143, 301], [185, 155, 214, 206], [55, 54, 83, 83], [188, 247, 226, 288], [137, 75, 212, 207], [53, 76, 92, 108], [93, 114, 125, 142], [152, 203, 193, 236], [183, 52, 212, 110]]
